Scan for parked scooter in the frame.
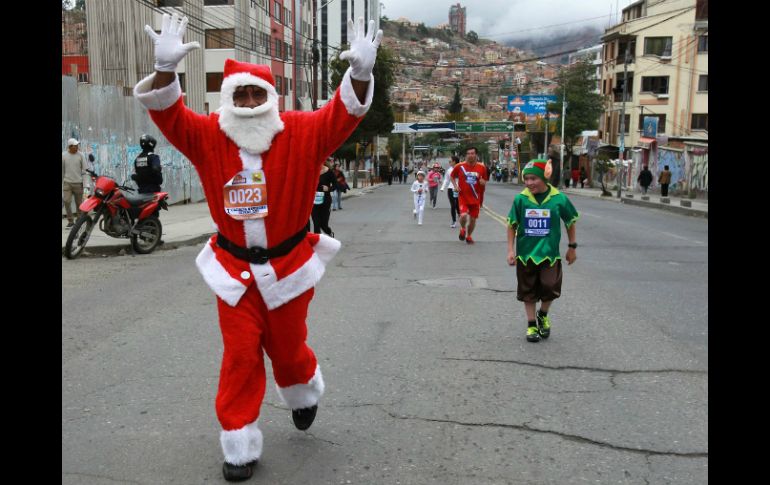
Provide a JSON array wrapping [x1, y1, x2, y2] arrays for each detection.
[[64, 169, 169, 259]]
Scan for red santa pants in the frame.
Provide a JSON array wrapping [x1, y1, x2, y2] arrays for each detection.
[[215, 284, 319, 432]]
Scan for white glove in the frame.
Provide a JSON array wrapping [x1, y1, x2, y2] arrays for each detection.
[[339, 17, 383, 81], [144, 13, 200, 72]]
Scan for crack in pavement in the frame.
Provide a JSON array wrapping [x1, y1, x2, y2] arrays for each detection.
[[62, 472, 145, 484], [381, 411, 707, 458], [441, 357, 707, 376], [305, 431, 342, 446]]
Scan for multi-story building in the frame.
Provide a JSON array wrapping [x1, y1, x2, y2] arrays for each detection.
[[85, 0, 314, 114], [448, 3, 466, 37], [62, 8, 90, 83], [315, 0, 380, 107], [599, 0, 707, 192], [568, 44, 602, 94]]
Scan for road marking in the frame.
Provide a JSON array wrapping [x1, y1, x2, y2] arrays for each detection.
[[482, 205, 509, 227]]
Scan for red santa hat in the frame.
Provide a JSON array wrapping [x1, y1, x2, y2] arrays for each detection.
[[219, 59, 279, 109]]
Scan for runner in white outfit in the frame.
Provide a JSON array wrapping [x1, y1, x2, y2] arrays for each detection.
[[411, 171, 428, 225]]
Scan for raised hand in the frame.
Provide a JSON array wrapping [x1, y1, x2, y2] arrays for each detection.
[[144, 13, 200, 72], [339, 17, 383, 81]]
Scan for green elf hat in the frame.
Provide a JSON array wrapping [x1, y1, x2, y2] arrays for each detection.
[[522, 159, 552, 182]]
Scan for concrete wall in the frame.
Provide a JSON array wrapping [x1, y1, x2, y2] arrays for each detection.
[[62, 76, 205, 205]]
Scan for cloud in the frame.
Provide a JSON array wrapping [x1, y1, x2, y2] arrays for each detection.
[[382, 0, 632, 41]]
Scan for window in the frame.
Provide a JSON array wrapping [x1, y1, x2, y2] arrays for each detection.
[[251, 27, 257, 51], [616, 39, 636, 63], [178, 73, 186, 92], [276, 75, 283, 95], [698, 35, 708, 53], [644, 37, 672, 57], [157, 0, 183, 6], [77, 72, 89, 83], [275, 38, 282, 58], [284, 7, 290, 25], [613, 73, 634, 102], [638, 114, 666, 134], [206, 72, 223, 92], [284, 41, 289, 60], [698, 75, 708, 92], [262, 32, 271, 55], [641, 76, 669, 94], [205, 29, 234, 49], [204, 0, 234, 5], [274, 2, 281, 20], [691, 114, 708, 131], [621, 114, 630, 134]]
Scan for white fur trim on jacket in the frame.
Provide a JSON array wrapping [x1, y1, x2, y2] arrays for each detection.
[[276, 365, 325, 410], [340, 68, 374, 118], [220, 420, 263, 465], [251, 234, 340, 310], [195, 239, 248, 307], [133, 72, 182, 111]]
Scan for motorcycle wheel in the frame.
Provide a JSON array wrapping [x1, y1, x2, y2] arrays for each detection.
[[131, 216, 163, 254], [64, 210, 100, 259]]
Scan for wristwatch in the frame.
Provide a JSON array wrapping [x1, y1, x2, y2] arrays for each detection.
[[568, 243, 578, 249]]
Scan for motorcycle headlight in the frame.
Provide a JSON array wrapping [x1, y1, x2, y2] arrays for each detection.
[[95, 188, 105, 197]]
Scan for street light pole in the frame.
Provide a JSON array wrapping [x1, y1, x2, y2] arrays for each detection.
[[617, 41, 630, 198]]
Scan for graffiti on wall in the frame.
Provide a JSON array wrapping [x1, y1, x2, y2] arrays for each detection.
[[657, 149, 685, 191], [62, 77, 205, 205], [688, 153, 708, 193]]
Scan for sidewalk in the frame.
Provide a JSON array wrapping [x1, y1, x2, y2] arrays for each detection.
[[558, 185, 708, 218], [61, 183, 386, 256]]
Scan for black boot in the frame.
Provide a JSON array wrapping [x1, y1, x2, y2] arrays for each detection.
[[292, 405, 318, 430], [222, 459, 258, 482]]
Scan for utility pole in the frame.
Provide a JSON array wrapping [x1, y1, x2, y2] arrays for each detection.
[[311, 0, 319, 110], [543, 105, 550, 157], [560, 98, 567, 179], [617, 41, 630, 198]]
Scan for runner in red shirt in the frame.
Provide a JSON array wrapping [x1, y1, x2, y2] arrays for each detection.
[[451, 146, 489, 244]]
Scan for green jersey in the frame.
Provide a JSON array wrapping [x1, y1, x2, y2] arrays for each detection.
[[507, 185, 579, 265]]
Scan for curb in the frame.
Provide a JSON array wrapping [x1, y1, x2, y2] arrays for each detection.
[[620, 197, 708, 219], [61, 233, 215, 259]]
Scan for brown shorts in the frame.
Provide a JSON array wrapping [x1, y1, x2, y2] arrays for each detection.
[[516, 259, 563, 302]]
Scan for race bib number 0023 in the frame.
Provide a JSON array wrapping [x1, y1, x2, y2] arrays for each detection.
[[524, 208, 551, 236], [224, 169, 268, 220]]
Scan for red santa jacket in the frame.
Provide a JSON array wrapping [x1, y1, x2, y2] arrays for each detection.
[[134, 70, 373, 309]]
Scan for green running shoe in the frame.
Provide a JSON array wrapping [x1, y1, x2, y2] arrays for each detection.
[[526, 326, 541, 342], [537, 311, 551, 339]]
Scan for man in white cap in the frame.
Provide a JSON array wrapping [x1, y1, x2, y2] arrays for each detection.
[[61, 138, 87, 227], [133, 12, 382, 481]]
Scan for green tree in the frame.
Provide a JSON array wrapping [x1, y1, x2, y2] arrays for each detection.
[[478, 92, 488, 109], [448, 84, 462, 114], [416, 23, 430, 37], [388, 133, 411, 162], [466, 31, 479, 44], [330, 45, 396, 183], [547, 59, 604, 164]]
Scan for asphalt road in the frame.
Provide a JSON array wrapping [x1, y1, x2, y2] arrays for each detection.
[[62, 181, 708, 484]]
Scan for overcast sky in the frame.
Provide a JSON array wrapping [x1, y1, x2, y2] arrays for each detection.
[[380, 0, 641, 41]]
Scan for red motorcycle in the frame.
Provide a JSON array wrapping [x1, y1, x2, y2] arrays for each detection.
[[64, 169, 169, 259]]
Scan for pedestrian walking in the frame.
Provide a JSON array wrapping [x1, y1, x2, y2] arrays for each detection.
[[659, 165, 672, 197], [440, 156, 460, 228]]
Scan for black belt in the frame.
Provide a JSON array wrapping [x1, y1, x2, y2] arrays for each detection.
[[216, 227, 308, 265]]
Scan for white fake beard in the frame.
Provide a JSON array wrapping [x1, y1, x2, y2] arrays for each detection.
[[217, 99, 285, 155]]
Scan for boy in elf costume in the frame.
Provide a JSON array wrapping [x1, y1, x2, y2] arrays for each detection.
[[506, 159, 579, 342]]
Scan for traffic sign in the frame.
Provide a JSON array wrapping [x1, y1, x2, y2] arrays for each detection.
[[392, 122, 455, 133]]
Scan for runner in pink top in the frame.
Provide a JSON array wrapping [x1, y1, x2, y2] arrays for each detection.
[[427, 162, 443, 209]]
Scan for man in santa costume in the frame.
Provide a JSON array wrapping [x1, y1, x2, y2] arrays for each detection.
[[133, 13, 382, 481]]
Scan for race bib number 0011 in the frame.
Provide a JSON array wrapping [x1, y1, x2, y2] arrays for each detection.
[[524, 208, 551, 237], [224, 169, 268, 220]]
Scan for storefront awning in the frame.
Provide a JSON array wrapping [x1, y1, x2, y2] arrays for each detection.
[[637, 137, 656, 150]]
